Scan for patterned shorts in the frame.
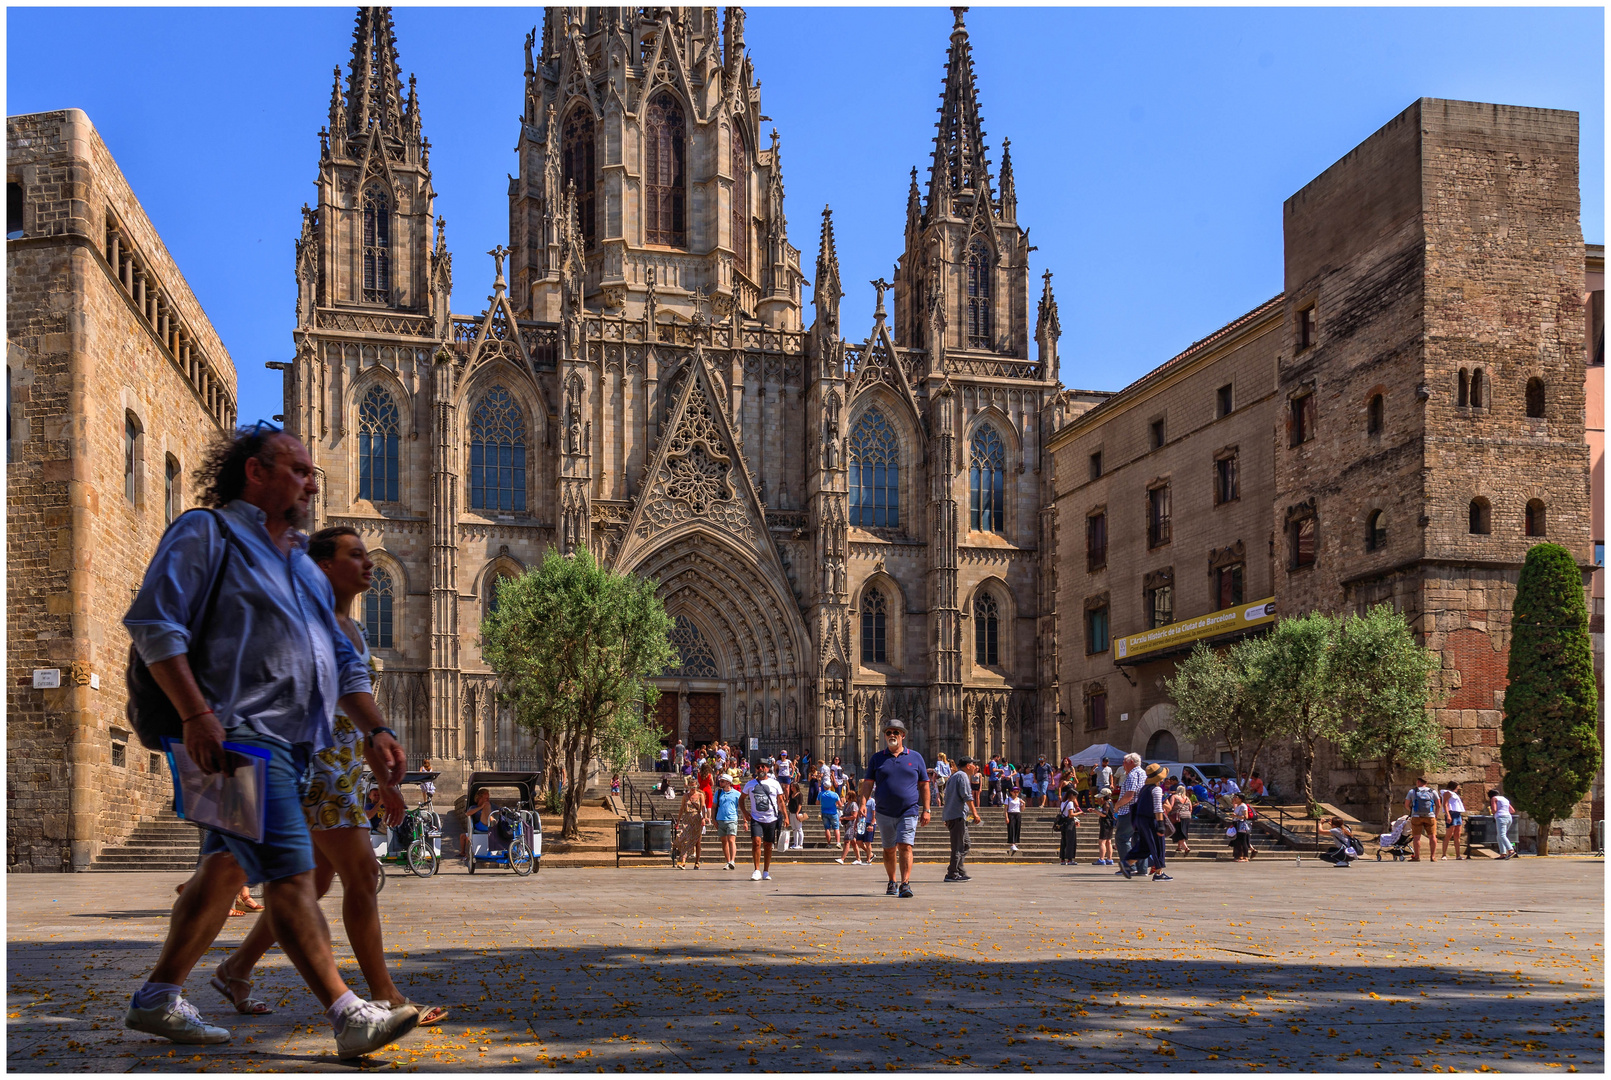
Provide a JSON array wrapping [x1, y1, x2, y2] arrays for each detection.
[[301, 712, 369, 831]]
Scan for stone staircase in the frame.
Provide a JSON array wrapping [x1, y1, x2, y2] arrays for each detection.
[[88, 809, 202, 872], [620, 771, 1274, 864]]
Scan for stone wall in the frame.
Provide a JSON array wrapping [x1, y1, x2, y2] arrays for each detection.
[[7, 109, 234, 870]]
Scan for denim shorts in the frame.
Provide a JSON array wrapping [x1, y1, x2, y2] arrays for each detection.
[[822, 814, 841, 831], [877, 812, 920, 849], [198, 732, 316, 886], [715, 820, 738, 837]]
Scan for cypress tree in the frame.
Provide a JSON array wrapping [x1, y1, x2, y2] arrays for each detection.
[[1501, 543, 1600, 856]]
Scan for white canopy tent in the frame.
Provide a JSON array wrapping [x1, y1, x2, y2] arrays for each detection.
[[1067, 743, 1131, 767]]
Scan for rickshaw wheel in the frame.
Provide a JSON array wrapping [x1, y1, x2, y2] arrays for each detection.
[[510, 839, 533, 876], [407, 839, 438, 878], [467, 851, 476, 874], [375, 866, 387, 894]]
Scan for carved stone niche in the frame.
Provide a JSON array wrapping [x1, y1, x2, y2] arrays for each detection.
[[1207, 539, 1245, 575], [1142, 567, 1174, 592]]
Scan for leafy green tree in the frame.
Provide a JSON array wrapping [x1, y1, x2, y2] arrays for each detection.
[[481, 549, 675, 840], [1501, 543, 1601, 856], [1333, 604, 1446, 829], [1249, 611, 1340, 809], [1165, 634, 1277, 782]]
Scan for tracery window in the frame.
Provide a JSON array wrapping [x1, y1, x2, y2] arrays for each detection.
[[974, 591, 1000, 667], [665, 615, 719, 678], [124, 411, 142, 505], [469, 386, 527, 513], [968, 424, 1006, 533], [731, 128, 748, 277], [363, 567, 394, 649], [362, 184, 391, 304], [357, 385, 400, 503], [848, 408, 899, 529], [165, 456, 181, 525], [644, 92, 686, 248], [562, 106, 596, 248], [861, 589, 888, 665], [966, 241, 992, 349]]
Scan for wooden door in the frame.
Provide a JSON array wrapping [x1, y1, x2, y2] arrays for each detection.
[[687, 692, 721, 747], [654, 692, 679, 744]]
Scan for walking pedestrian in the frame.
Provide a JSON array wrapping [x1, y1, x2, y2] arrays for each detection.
[[786, 781, 807, 851], [942, 757, 981, 882], [1230, 792, 1254, 862], [741, 758, 787, 880], [1003, 787, 1024, 853], [1113, 752, 1146, 876], [839, 794, 865, 864], [819, 784, 842, 851], [1057, 786, 1083, 865], [121, 427, 418, 1055], [1405, 778, 1441, 862], [1121, 763, 1171, 881], [1489, 789, 1517, 859], [1094, 758, 1114, 800], [1095, 791, 1117, 865], [1032, 756, 1054, 808], [1168, 782, 1193, 856], [856, 719, 930, 898], [1439, 783, 1467, 860], [713, 775, 741, 869], [209, 527, 445, 1027], [673, 777, 707, 869]]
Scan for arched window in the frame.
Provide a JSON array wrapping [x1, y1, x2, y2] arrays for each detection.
[[1525, 377, 1546, 418], [860, 589, 888, 665], [164, 455, 181, 525], [561, 106, 596, 248], [966, 241, 992, 349], [848, 408, 899, 528], [1367, 393, 1384, 435], [666, 615, 720, 678], [486, 570, 515, 618], [1457, 368, 1470, 408], [974, 590, 1000, 667], [1366, 509, 1387, 552], [1469, 497, 1492, 535], [1525, 499, 1546, 538], [644, 92, 686, 248], [730, 128, 748, 278], [363, 566, 394, 649], [362, 184, 391, 304], [123, 410, 142, 505], [357, 385, 400, 503], [470, 386, 528, 513], [969, 424, 1006, 533], [1470, 368, 1485, 408]]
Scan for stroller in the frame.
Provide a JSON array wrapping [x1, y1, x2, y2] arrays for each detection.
[[1374, 815, 1411, 861]]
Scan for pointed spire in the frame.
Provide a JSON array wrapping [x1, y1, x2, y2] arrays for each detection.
[[344, 8, 407, 145], [998, 136, 1017, 221], [906, 166, 923, 234], [1036, 269, 1060, 341], [814, 205, 843, 339], [926, 6, 996, 216], [328, 67, 347, 138]]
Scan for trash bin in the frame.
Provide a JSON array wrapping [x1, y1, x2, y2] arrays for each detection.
[[615, 820, 645, 860], [1466, 815, 1494, 845], [644, 820, 674, 855]]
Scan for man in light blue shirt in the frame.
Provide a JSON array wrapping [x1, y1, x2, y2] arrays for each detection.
[[122, 428, 416, 1057]]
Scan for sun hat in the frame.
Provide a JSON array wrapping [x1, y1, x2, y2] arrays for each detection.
[[883, 719, 907, 735]]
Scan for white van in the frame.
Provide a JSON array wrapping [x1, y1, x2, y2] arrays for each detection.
[[1145, 761, 1240, 789]]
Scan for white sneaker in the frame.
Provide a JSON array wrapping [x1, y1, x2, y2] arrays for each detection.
[[762, 871, 772, 880], [1010, 845, 1019, 852], [834, 857, 845, 864], [750, 869, 763, 881], [126, 995, 230, 1045], [334, 999, 420, 1058]]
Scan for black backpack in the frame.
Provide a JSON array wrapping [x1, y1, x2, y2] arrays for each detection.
[[125, 509, 237, 750]]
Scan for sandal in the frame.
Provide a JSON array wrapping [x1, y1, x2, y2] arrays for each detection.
[[237, 895, 264, 912], [377, 998, 448, 1026], [211, 963, 274, 1015]]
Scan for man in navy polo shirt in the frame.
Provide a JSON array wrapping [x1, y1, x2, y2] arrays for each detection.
[[856, 718, 930, 898]]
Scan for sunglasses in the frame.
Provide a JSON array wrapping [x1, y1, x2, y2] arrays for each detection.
[[247, 418, 283, 437]]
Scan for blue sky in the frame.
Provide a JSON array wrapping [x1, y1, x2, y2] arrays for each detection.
[[8, 6, 1603, 425]]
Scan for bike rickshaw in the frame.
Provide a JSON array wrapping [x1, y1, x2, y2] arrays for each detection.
[[366, 770, 444, 890], [463, 772, 544, 876]]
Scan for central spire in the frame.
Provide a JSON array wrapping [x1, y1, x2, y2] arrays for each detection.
[[344, 7, 409, 144], [926, 6, 996, 216]]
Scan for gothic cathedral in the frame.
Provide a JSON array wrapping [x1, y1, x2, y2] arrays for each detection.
[[283, 7, 1074, 777]]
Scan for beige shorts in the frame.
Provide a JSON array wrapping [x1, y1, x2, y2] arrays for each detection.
[[1410, 816, 1437, 839]]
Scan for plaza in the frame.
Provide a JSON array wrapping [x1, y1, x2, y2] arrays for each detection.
[[7, 859, 1603, 1072]]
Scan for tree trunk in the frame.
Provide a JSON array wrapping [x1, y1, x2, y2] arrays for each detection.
[[1380, 755, 1397, 837], [561, 723, 583, 840], [1299, 741, 1316, 810], [1535, 817, 1551, 857]]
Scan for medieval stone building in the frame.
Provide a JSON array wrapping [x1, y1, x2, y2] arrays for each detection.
[[282, 6, 1083, 789]]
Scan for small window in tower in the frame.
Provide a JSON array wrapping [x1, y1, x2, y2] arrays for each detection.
[[112, 741, 127, 768], [1468, 497, 1492, 536], [1088, 450, 1102, 481], [6, 182, 23, 239], [1366, 509, 1387, 552], [1470, 368, 1485, 409], [1217, 383, 1234, 418], [1290, 392, 1316, 446], [362, 185, 391, 304], [1525, 377, 1546, 418], [561, 107, 597, 249], [1367, 393, 1384, 435], [1524, 499, 1546, 538], [1297, 303, 1317, 351], [1457, 368, 1470, 408], [1150, 418, 1165, 450]]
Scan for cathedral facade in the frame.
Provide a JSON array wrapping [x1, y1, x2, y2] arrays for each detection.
[[282, 6, 1077, 782]]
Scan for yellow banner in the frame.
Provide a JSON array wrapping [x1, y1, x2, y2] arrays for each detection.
[[1113, 598, 1277, 662]]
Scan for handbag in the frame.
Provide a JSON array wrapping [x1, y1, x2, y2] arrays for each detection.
[[125, 509, 235, 751], [1225, 826, 1238, 839]]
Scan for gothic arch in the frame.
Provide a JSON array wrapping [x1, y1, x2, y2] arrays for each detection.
[[470, 551, 526, 600], [963, 404, 1023, 456], [457, 364, 550, 515], [347, 366, 411, 504], [964, 409, 1019, 537], [848, 384, 926, 467], [361, 547, 408, 651], [852, 570, 909, 670], [964, 575, 1017, 677]]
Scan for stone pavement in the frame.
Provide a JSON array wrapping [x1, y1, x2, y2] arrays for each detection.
[[7, 857, 1603, 1072]]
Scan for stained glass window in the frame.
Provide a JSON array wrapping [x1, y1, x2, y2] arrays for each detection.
[[968, 424, 1005, 533], [966, 241, 992, 349], [362, 185, 391, 304], [848, 408, 899, 528], [861, 589, 888, 664], [665, 615, 719, 678], [363, 567, 394, 649], [974, 591, 999, 666], [645, 93, 686, 247], [562, 106, 596, 248], [731, 128, 748, 277], [358, 385, 400, 502], [470, 386, 527, 513]]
